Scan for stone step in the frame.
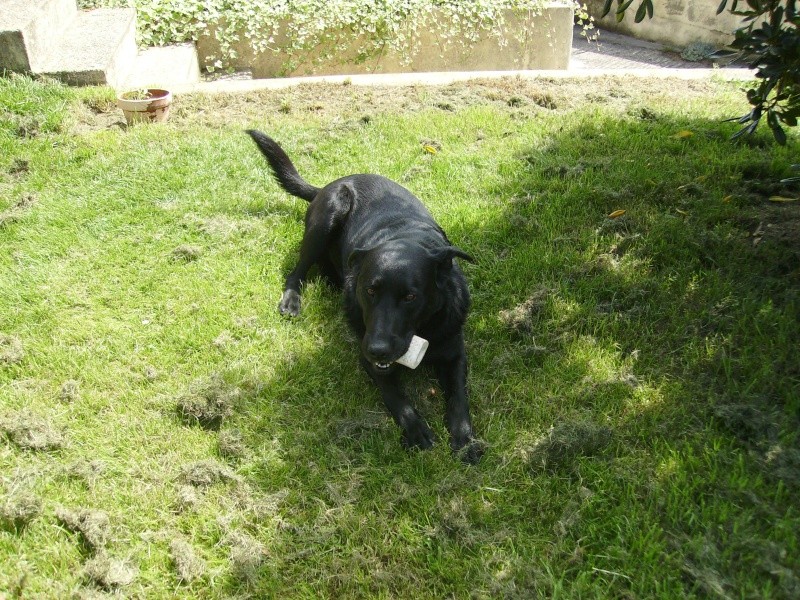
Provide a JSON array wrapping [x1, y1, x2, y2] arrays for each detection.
[[0, 0, 77, 72], [122, 43, 201, 91], [36, 8, 137, 88]]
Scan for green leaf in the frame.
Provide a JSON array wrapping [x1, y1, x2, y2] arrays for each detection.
[[635, 1, 648, 23], [768, 110, 788, 144], [616, 0, 636, 15]]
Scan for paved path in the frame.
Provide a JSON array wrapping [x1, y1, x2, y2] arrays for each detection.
[[569, 27, 715, 71]]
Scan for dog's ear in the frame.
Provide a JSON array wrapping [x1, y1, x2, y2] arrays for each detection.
[[347, 247, 367, 270], [429, 246, 475, 269]]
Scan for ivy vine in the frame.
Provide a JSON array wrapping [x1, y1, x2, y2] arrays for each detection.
[[79, 1, 591, 74]]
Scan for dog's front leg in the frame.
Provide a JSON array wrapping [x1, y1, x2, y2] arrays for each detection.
[[362, 360, 436, 451], [434, 351, 484, 464]]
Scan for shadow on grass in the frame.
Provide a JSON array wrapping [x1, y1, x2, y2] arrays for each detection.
[[441, 112, 800, 597], [211, 111, 799, 597]]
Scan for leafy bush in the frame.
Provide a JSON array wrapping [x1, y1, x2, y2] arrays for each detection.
[[601, 0, 800, 144], [79, 1, 590, 74], [721, 0, 800, 145]]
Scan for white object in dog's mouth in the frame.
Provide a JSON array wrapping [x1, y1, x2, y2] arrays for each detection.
[[395, 336, 429, 369], [371, 336, 428, 371]]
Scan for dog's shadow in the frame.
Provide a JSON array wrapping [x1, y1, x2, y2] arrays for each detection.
[[231, 278, 452, 469]]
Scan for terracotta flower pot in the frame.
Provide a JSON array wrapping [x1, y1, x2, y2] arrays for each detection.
[[117, 89, 173, 125]]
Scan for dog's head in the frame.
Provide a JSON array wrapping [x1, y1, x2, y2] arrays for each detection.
[[348, 240, 473, 371]]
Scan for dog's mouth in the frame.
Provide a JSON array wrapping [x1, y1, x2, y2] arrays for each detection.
[[373, 361, 392, 371]]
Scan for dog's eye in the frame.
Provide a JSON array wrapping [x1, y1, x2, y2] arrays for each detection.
[[404, 294, 416, 302], [366, 287, 376, 297]]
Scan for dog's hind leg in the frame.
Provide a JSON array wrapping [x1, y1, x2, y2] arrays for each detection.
[[279, 182, 354, 316]]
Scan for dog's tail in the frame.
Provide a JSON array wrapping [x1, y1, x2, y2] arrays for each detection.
[[246, 130, 320, 202]]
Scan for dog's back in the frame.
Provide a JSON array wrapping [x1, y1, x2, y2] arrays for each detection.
[[248, 129, 448, 268]]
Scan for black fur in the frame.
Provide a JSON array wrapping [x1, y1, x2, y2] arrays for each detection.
[[247, 130, 484, 464]]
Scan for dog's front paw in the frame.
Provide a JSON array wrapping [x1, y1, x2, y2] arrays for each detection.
[[278, 290, 301, 317], [401, 420, 436, 451], [452, 437, 486, 465]]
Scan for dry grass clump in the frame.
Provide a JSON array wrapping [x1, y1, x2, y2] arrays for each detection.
[[0, 489, 42, 532], [59, 379, 80, 403], [194, 214, 254, 240], [1, 414, 64, 451], [764, 445, 800, 487], [223, 530, 268, 581], [170, 537, 207, 583], [218, 428, 248, 461], [174, 485, 202, 512], [56, 506, 136, 589], [83, 554, 136, 589], [180, 459, 241, 488], [55, 506, 111, 554], [499, 288, 551, 334], [170, 244, 203, 261], [713, 403, 779, 445], [175, 377, 240, 430], [524, 421, 613, 473], [0, 333, 24, 364], [67, 459, 105, 486]]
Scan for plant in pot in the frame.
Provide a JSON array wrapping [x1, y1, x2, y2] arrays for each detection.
[[117, 88, 172, 125]]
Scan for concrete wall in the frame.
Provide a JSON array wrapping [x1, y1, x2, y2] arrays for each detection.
[[584, 0, 742, 48], [0, 0, 78, 72], [197, 4, 574, 78]]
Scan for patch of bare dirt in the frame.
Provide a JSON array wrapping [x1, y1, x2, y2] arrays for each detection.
[[750, 203, 800, 254], [69, 99, 126, 135], [165, 76, 725, 130]]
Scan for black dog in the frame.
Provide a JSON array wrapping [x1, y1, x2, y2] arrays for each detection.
[[247, 130, 483, 464]]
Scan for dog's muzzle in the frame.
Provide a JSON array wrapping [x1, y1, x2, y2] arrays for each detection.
[[366, 336, 427, 371], [363, 336, 403, 372]]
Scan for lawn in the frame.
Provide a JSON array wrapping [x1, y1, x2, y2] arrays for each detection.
[[1, 72, 799, 598]]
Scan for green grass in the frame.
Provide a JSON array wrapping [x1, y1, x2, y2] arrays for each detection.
[[1, 72, 799, 598]]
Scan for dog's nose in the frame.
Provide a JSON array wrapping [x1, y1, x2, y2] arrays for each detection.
[[365, 338, 392, 362]]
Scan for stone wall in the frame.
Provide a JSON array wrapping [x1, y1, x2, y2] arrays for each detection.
[[585, 0, 742, 48]]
